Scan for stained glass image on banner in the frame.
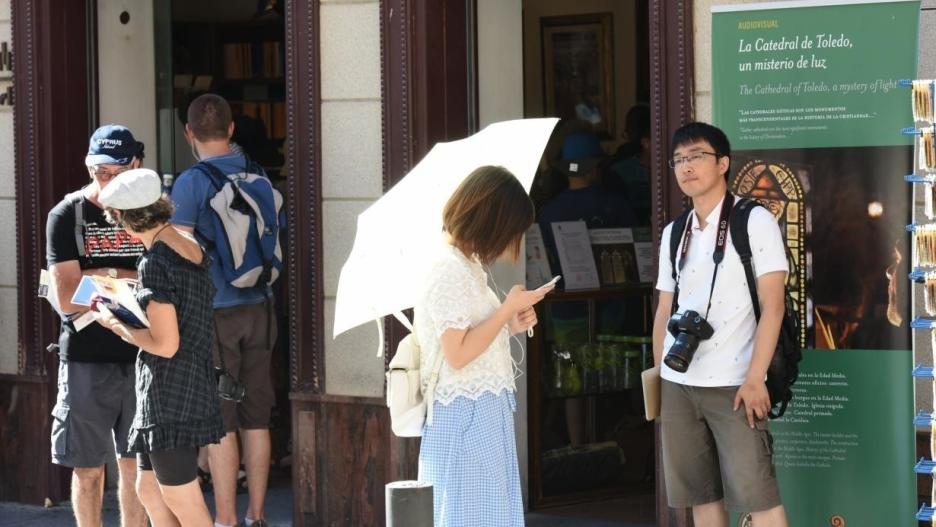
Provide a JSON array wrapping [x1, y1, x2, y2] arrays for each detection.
[[731, 159, 808, 347]]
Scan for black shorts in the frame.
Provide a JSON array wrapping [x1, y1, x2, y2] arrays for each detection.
[[137, 447, 198, 486]]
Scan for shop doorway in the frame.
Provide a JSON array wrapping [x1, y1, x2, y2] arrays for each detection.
[[153, 0, 293, 495], [520, 1, 654, 524]]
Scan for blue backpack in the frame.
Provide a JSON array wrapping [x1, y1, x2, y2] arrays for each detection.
[[193, 160, 284, 289]]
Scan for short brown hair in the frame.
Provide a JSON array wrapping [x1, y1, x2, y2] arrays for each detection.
[[443, 166, 534, 265], [105, 196, 174, 233], [187, 93, 232, 142]]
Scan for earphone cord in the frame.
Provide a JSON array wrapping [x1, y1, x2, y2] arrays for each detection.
[[484, 264, 526, 383]]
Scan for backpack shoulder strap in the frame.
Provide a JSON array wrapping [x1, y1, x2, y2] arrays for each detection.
[[67, 191, 87, 258], [192, 161, 228, 193], [731, 197, 763, 321]]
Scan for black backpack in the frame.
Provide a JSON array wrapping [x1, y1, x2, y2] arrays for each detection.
[[668, 198, 801, 419]]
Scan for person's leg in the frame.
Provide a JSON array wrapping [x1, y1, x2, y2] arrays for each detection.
[[160, 480, 213, 527], [115, 363, 146, 527], [241, 429, 271, 522], [237, 300, 277, 523], [210, 307, 245, 526], [117, 457, 148, 527], [208, 432, 241, 526], [72, 466, 105, 527], [691, 500, 729, 527], [149, 448, 212, 527], [135, 454, 180, 527], [198, 447, 210, 473], [749, 505, 788, 527], [53, 361, 121, 527]]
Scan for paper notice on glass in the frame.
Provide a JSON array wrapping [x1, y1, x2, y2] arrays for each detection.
[[633, 227, 655, 284], [589, 228, 638, 285], [550, 221, 599, 290], [525, 224, 554, 289], [634, 243, 655, 283]]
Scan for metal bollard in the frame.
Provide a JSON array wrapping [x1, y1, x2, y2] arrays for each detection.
[[386, 480, 433, 527]]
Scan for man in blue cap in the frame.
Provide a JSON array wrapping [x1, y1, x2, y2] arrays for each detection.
[[539, 129, 636, 249], [45, 124, 147, 527]]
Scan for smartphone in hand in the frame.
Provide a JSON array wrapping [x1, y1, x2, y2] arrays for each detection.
[[536, 275, 561, 291], [527, 275, 560, 338]]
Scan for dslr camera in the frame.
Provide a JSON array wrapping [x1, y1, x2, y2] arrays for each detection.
[[664, 310, 714, 373], [215, 368, 247, 402]]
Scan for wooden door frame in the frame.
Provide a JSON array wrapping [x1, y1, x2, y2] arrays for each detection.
[[649, 1, 695, 526], [4, 0, 96, 505]]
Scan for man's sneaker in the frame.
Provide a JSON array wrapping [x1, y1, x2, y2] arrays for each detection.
[[236, 520, 269, 527]]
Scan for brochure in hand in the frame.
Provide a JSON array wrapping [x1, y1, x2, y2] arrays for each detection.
[[70, 275, 150, 329]]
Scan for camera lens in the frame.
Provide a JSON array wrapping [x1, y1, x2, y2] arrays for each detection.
[[664, 352, 689, 373], [664, 333, 698, 373]]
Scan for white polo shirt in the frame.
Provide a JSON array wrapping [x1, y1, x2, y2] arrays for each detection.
[[656, 196, 788, 387]]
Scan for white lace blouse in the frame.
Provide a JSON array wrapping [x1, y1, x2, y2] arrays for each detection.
[[414, 243, 516, 406]]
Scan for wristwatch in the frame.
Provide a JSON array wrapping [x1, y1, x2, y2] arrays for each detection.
[[107, 268, 118, 279]]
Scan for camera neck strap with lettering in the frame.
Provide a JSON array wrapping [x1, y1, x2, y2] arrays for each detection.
[[673, 190, 734, 319]]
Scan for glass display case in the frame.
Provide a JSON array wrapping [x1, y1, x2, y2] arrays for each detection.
[[528, 285, 656, 507]]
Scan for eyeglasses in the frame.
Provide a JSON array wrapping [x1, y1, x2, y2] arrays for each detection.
[[669, 151, 719, 169], [90, 164, 130, 179]]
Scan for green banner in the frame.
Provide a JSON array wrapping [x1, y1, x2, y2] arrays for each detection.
[[713, 1, 919, 150], [712, 2, 920, 526], [772, 350, 914, 525]]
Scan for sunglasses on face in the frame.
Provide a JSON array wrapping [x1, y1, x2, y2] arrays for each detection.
[[90, 165, 130, 178]]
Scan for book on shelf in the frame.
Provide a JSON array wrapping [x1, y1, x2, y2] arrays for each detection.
[[223, 41, 283, 80], [193, 75, 213, 91], [233, 101, 287, 140], [174, 74, 194, 89]]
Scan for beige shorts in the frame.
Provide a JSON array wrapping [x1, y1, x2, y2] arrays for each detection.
[[660, 379, 782, 512]]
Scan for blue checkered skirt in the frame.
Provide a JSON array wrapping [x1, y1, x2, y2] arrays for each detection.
[[418, 389, 524, 527]]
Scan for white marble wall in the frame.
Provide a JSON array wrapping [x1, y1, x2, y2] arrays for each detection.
[[0, 0, 16, 375], [320, 0, 385, 396], [97, 0, 157, 171]]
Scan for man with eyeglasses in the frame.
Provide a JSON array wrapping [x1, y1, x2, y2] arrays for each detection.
[[653, 122, 789, 527], [45, 124, 147, 527]]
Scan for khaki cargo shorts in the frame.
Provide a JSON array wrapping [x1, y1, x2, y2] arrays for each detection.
[[660, 379, 782, 513]]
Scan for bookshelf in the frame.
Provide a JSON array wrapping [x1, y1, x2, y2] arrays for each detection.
[[172, 17, 286, 176]]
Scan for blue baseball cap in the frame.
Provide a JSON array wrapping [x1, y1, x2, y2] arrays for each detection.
[[556, 132, 605, 176], [85, 124, 144, 166]]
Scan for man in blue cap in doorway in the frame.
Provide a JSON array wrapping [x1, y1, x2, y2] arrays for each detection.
[[45, 124, 147, 527]]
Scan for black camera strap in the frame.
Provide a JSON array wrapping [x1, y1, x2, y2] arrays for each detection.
[[213, 320, 229, 372], [672, 190, 734, 319]]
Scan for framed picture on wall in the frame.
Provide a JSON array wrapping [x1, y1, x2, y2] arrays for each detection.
[[541, 13, 615, 139]]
